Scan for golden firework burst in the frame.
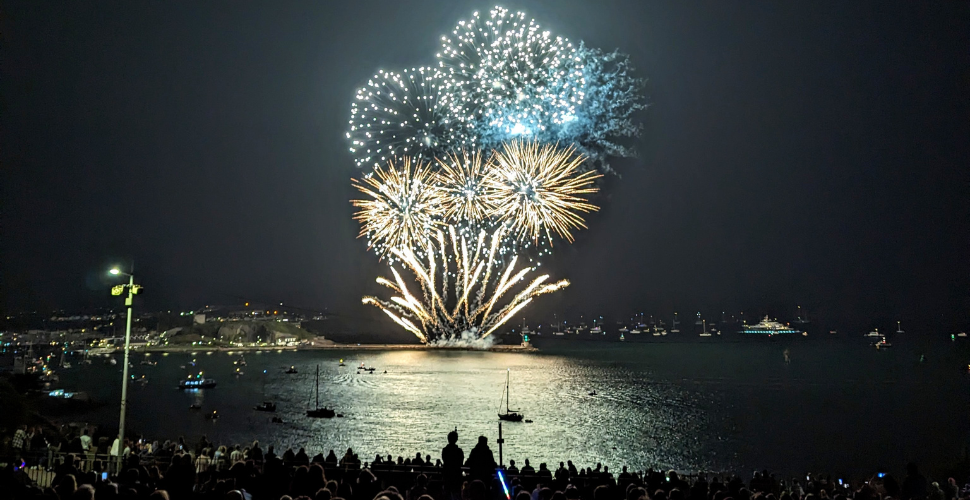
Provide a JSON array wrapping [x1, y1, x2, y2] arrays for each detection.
[[484, 140, 602, 245], [351, 158, 444, 257]]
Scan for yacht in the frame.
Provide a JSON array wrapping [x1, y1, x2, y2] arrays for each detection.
[[865, 328, 884, 338], [740, 316, 802, 336]]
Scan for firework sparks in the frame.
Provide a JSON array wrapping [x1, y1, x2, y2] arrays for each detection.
[[362, 225, 569, 343], [437, 7, 585, 145], [433, 150, 495, 225], [347, 67, 469, 168], [485, 140, 602, 245], [351, 158, 444, 257]]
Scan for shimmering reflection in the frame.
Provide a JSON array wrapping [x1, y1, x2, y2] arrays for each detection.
[[53, 342, 970, 476]]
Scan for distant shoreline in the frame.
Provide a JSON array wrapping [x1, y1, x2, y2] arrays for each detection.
[[135, 343, 538, 354]]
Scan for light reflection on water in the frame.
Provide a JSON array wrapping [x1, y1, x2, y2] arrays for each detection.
[[52, 341, 970, 476]]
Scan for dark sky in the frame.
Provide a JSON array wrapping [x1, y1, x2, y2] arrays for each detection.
[[3, 1, 969, 332]]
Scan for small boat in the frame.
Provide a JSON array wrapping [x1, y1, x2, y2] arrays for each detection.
[[140, 360, 157, 366], [865, 328, 883, 337], [588, 390, 597, 396], [271, 416, 284, 423], [234, 356, 247, 366], [285, 366, 298, 374], [306, 365, 336, 418], [189, 404, 202, 410], [498, 369, 524, 422], [205, 410, 219, 420], [254, 401, 277, 412], [179, 378, 217, 389], [338, 359, 346, 367], [699, 319, 712, 337], [874, 338, 892, 349], [524, 419, 533, 423]]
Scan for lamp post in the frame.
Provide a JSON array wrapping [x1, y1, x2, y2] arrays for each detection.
[[109, 267, 140, 473]]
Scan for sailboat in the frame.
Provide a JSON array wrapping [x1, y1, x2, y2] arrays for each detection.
[[498, 369, 524, 422], [671, 313, 681, 333], [306, 365, 335, 418], [896, 321, 905, 334], [699, 319, 712, 337]]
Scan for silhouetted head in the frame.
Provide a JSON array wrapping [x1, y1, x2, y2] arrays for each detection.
[[448, 430, 458, 444], [477, 436, 487, 446]]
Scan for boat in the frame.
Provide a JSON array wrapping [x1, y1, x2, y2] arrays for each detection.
[[234, 357, 247, 367], [140, 360, 157, 366], [865, 329, 883, 338], [271, 416, 284, 423], [588, 390, 597, 396], [179, 375, 217, 389], [699, 319, 712, 337], [874, 338, 892, 349], [306, 365, 336, 418], [590, 325, 603, 335], [794, 306, 810, 325], [498, 369, 524, 422], [739, 316, 803, 336], [285, 366, 298, 374], [671, 313, 681, 333], [618, 326, 630, 334], [357, 363, 375, 372], [205, 410, 219, 420], [338, 359, 346, 366], [896, 321, 905, 334], [254, 401, 277, 412], [189, 404, 202, 410]]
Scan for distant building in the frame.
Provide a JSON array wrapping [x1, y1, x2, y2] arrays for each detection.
[[274, 332, 298, 346]]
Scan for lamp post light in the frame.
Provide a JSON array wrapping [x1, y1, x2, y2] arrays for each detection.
[[108, 267, 141, 473]]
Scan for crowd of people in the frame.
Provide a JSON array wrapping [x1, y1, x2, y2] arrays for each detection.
[[2, 426, 968, 500]]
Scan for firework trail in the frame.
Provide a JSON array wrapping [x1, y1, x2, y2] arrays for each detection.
[[362, 225, 569, 344]]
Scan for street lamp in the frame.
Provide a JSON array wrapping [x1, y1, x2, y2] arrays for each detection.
[[108, 267, 142, 473]]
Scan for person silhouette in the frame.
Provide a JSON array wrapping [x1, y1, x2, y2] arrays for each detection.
[[465, 436, 496, 483]]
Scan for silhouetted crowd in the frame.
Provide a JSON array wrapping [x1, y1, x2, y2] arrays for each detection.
[[3, 427, 969, 500]]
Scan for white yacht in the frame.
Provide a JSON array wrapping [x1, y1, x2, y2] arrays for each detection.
[[740, 316, 803, 336]]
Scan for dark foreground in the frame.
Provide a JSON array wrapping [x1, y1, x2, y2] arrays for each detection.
[[1, 431, 968, 500]]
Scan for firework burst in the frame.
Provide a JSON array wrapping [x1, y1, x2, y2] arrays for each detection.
[[362, 225, 569, 343], [351, 158, 444, 257], [347, 67, 469, 168], [436, 7, 585, 145], [433, 150, 495, 225], [485, 140, 601, 245]]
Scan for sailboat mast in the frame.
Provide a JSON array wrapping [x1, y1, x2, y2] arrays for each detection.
[[506, 369, 510, 412]]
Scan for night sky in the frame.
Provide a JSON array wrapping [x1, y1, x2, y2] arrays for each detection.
[[3, 2, 969, 333]]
